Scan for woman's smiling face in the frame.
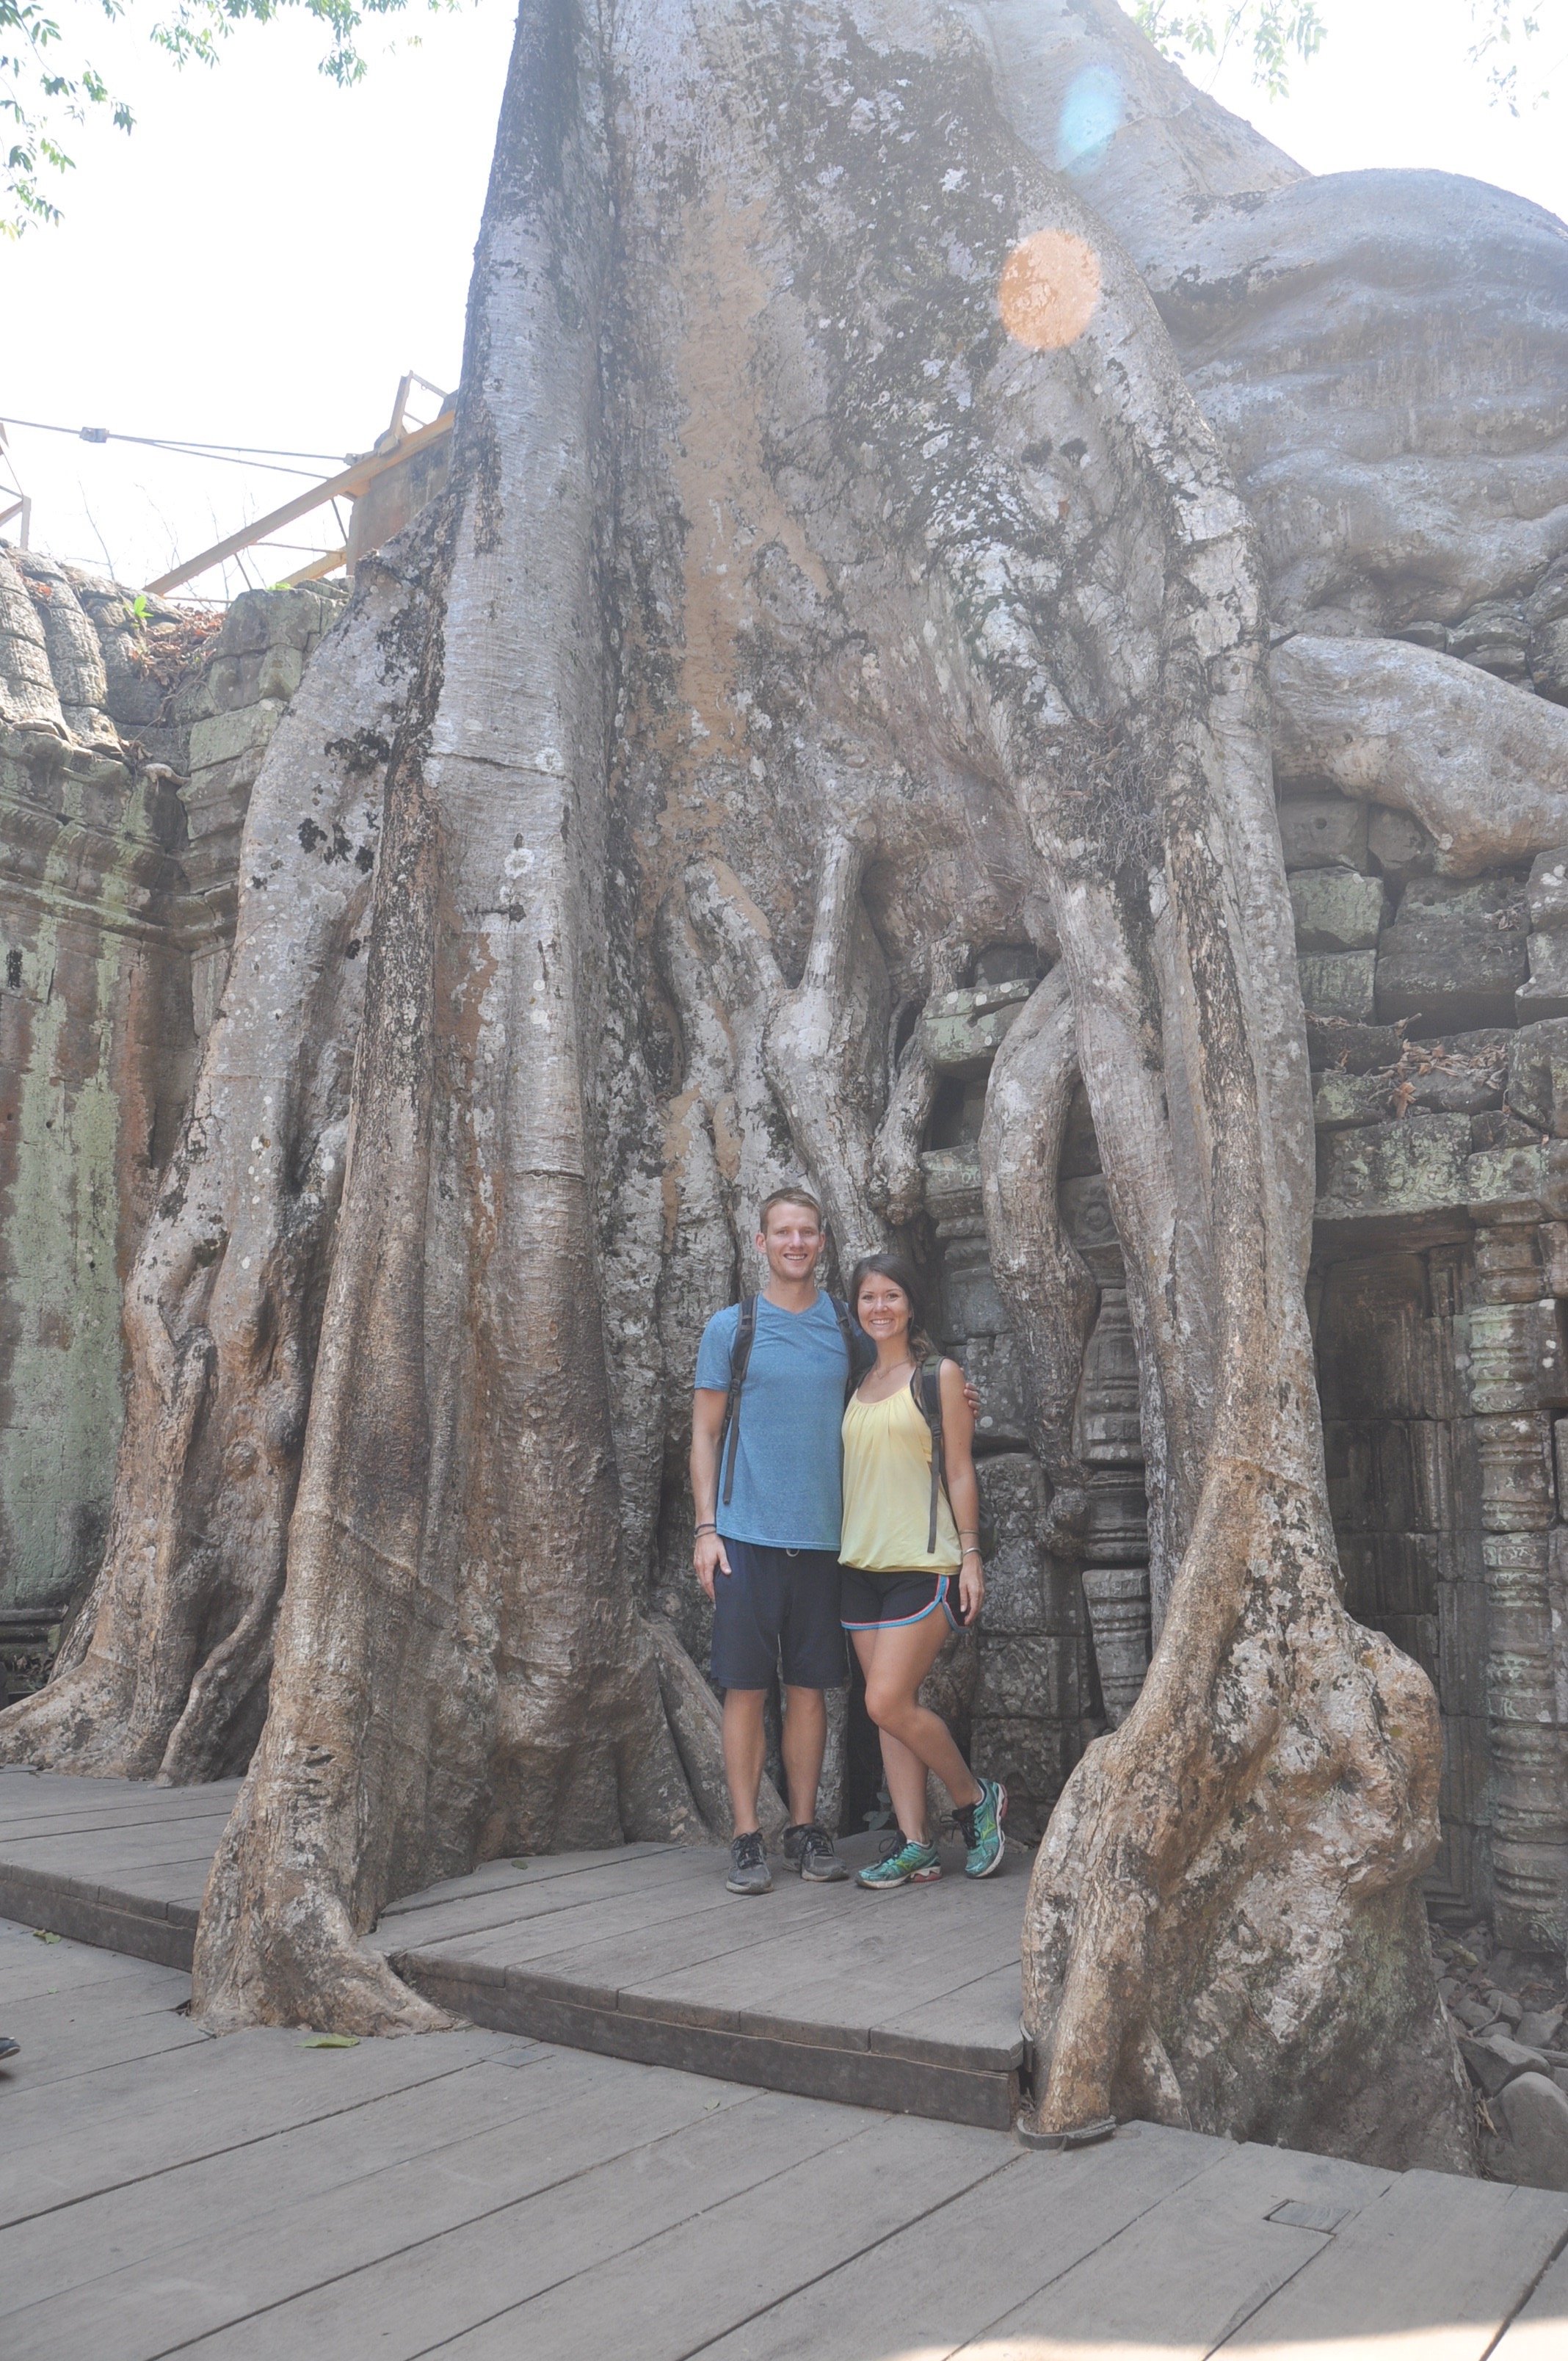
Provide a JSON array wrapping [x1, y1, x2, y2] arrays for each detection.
[[857, 1274, 911, 1346]]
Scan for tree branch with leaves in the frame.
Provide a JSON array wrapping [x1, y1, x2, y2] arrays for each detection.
[[2, 0, 453, 235], [1130, 0, 1325, 99]]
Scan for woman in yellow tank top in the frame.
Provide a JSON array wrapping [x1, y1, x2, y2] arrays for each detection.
[[841, 1252, 1006, 1888]]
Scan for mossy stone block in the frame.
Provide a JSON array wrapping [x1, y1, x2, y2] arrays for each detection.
[[1290, 871, 1387, 954], [1317, 1111, 1472, 1220], [1527, 846, 1568, 933], [1518, 933, 1568, 1024], [1376, 879, 1528, 1034], [921, 982, 1033, 1076], [1314, 1070, 1394, 1130], [186, 699, 287, 776], [1508, 1020, 1568, 1134], [1299, 951, 1376, 1023]]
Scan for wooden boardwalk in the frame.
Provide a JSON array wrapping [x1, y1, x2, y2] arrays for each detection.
[[4, 1770, 1568, 2354], [0, 1769, 1026, 2125], [3, 1914, 1567, 2360], [0, 1765, 243, 1968]]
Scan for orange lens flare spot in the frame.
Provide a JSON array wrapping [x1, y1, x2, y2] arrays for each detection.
[[998, 230, 1102, 351]]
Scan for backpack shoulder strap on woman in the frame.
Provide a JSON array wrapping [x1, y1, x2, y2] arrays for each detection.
[[719, 1296, 758, 1506], [910, 1355, 948, 1553]]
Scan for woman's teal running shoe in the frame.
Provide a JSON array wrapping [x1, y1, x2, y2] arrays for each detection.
[[959, 1778, 1007, 1878], [856, 1833, 941, 1889]]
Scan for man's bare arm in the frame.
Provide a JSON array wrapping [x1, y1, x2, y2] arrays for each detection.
[[690, 1390, 732, 1599]]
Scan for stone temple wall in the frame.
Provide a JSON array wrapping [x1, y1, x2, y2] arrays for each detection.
[[1298, 791, 1568, 1956], [0, 553, 341, 1691], [916, 776, 1568, 1945]]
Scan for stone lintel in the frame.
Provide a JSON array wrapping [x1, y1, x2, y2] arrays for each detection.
[[921, 981, 1034, 1078]]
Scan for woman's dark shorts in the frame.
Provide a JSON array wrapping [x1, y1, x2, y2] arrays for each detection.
[[710, 1539, 849, 1691], [841, 1566, 961, 1633]]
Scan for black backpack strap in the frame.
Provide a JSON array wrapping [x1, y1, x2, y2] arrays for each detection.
[[719, 1296, 757, 1508], [911, 1355, 947, 1553], [830, 1294, 871, 1404]]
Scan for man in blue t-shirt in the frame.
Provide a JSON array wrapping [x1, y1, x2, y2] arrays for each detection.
[[691, 1186, 862, 1896]]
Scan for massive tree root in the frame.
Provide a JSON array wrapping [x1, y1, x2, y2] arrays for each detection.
[[986, 225, 1470, 2153], [684, 827, 893, 1266], [0, 558, 415, 1780], [191, 2, 713, 2029], [979, 967, 1096, 1544], [1271, 632, 1568, 874], [1023, 1470, 1471, 2161], [636, 0, 1461, 2161], [1012, 636, 1470, 2155]]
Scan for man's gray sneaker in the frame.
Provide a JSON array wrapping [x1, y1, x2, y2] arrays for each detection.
[[726, 1830, 773, 1894], [782, 1821, 849, 1883]]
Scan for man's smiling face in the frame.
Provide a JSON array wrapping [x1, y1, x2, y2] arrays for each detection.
[[757, 1202, 823, 1286]]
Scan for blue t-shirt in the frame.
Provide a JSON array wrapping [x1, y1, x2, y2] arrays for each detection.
[[694, 1294, 861, 1551]]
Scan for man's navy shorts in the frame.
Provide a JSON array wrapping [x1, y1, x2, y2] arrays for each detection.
[[710, 1539, 849, 1691]]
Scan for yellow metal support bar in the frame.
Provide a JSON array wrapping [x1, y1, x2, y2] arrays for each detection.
[[144, 413, 454, 597], [282, 547, 349, 588]]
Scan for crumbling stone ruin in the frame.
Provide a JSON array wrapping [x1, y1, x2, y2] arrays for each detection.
[[11, 550, 1568, 2176], [6, 0, 1568, 2180], [8, 555, 1568, 2128], [0, 559, 342, 1678]]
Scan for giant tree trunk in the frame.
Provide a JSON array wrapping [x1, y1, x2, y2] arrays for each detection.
[[1, 0, 708, 2031], [0, 0, 1504, 2154]]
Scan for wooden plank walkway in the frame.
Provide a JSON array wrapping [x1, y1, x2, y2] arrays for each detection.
[[0, 1766, 242, 1969], [1, 1914, 1565, 2360], [0, 1770, 1027, 2126]]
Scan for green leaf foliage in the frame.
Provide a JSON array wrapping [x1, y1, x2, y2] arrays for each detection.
[[1130, 0, 1552, 109], [4, 0, 462, 236], [300, 2031, 361, 2046], [3, 0, 135, 233], [1132, 1, 1326, 101], [1468, 1, 1550, 114]]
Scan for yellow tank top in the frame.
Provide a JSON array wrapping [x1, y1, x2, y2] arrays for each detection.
[[840, 1380, 961, 1574]]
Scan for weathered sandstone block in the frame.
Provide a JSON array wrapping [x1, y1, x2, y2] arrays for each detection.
[[1278, 791, 1370, 873], [1289, 868, 1387, 953], [1299, 950, 1376, 1023], [1378, 877, 1529, 1033]]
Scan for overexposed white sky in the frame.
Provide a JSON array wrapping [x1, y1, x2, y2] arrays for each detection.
[[2, 0, 1564, 595], [2, 1, 516, 597]]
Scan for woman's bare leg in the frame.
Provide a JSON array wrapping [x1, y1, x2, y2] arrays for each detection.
[[853, 1631, 932, 1836], [879, 1721, 932, 1844], [852, 1614, 981, 1839]]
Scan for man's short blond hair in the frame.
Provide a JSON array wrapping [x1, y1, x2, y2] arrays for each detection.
[[757, 1186, 824, 1234]]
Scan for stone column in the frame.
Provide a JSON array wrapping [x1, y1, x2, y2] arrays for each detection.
[[1467, 1207, 1568, 1951], [1066, 1178, 1151, 1729], [922, 1145, 1087, 1833]]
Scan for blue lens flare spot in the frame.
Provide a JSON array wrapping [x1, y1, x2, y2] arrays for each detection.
[[1057, 66, 1124, 173]]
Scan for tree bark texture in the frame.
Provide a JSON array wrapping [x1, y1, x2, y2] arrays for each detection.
[[7, 0, 1566, 2158]]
